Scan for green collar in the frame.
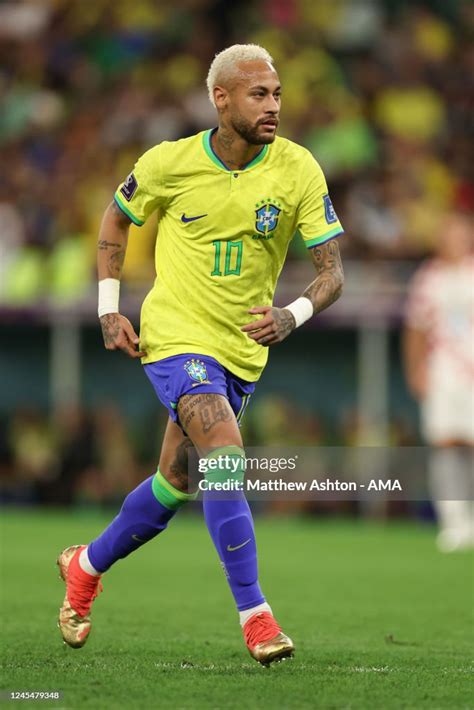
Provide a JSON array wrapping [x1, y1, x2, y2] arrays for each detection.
[[202, 129, 269, 172]]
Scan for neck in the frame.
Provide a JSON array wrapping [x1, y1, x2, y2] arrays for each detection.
[[212, 126, 264, 170]]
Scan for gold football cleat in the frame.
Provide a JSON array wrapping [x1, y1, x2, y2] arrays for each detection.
[[243, 612, 295, 666], [57, 545, 103, 649]]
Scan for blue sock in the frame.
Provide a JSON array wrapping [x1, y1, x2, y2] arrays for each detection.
[[202, 447, 265, 611], [88, 471, 195, 573]]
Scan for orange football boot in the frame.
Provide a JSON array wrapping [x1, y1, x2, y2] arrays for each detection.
[[57, 545, 103, 648], [243, 611, 294, 666]]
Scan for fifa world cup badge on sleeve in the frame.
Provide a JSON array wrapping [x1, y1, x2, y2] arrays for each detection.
[[323, 194, 338, 224], [120, 173, 138, 202]]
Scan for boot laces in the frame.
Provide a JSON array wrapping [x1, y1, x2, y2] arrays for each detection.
[[68, 559, 103, 617], [244, 612, 281, 649]]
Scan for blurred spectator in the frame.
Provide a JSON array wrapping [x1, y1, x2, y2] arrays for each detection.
[[404, 212, 474, 551]]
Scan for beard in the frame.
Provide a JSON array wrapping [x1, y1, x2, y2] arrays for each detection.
[[230, 111, 277, 145]]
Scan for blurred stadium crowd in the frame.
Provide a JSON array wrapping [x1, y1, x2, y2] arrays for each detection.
[[1, 0, 472, 303], [1, 0, 472, 506], [0, 396, 418, 506]]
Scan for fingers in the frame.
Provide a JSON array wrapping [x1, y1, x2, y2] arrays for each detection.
[[246, 323, 275, 341], [247, 306, 272, 315], [240, 306, 283, 347], [241, 308, 273, 333], [121, 317, 140, 345], [117, 333, 146, 358], [120, 317, 146, 357], [101, 313, 146, 358], [241, 318, 272, 333], [120, 341, 146, 358]]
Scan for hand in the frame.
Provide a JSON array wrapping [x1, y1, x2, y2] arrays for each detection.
[[100, 313, 146, 359], [241, 306, 296, 346]]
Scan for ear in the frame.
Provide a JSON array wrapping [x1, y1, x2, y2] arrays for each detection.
[[213, 85, 228, 111]]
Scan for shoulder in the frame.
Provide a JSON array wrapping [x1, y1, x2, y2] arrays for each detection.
[[271, 137, 325, 185], [272, 136, 317, 165], [156, 132, 205, 162], [138, 132, 204, 171]]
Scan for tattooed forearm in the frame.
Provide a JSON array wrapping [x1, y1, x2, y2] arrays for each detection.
[[303, 240, 344, 314], [97, 201, 131, 280], [100, 313, 121, 347], [98, 239, 122, 250], [107, 248, 126, 278]]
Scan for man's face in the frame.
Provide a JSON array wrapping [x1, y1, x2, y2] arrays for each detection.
[[216, 60, 281, 145]]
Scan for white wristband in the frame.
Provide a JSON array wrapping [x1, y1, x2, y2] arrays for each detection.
[[98, 278, 120, 318], [284, 296, 314, 328]]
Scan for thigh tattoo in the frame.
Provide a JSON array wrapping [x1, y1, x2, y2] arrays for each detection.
[[179, 394, 232, 435]]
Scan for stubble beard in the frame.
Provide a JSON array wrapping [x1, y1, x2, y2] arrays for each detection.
[[230, 112, 276, 145]]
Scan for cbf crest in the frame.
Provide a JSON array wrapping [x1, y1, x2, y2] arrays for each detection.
[[254, 198, 282, 240], [184, 358, 211, 386]]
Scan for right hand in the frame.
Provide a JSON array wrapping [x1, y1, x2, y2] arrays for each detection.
[[99, 313, 146, 359]]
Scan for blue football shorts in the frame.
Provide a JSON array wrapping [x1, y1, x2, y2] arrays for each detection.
[[144, 353, 255, 428]]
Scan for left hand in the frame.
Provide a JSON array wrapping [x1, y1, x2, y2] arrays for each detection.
[[241, 306, 296, 346]]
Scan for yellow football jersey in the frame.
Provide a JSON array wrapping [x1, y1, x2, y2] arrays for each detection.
[[114, 129, 344, 381]]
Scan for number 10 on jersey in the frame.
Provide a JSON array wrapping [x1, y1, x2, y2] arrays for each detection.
[[211, 240, 243, 276]]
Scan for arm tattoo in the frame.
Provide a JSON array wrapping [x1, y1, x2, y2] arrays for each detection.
[[107, 248, 126, 278], [98, 201, 131, 277], [98, 239, 122, 250], [100, 313, 121, 347], [303, 240, 344, 315]]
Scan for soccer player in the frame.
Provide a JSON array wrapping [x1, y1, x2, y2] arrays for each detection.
[[404, 213, 473, 552], [57, 44, 345, 665]]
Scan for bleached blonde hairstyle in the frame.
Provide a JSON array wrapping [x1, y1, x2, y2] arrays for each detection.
[[206, 44, 274, 107]]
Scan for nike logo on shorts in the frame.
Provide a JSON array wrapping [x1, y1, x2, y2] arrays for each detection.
[[227, 538, 251, 552], [181, 213, 208, 223]]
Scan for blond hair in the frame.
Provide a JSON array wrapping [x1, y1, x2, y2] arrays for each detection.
[[206, 44, 274, 106]]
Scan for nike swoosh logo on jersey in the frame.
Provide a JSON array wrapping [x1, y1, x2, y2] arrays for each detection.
[[132, 534, 147, 543], [181, 213, 208, 223], [227, 538, 251, 552]]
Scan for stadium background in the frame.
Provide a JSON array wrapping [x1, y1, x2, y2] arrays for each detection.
[[2, 0, 471, 505], [0, 2, 472, 708]]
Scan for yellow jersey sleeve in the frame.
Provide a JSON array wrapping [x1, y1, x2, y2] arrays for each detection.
[[296, 153, 344, 248], [114, 145, 167, 226]]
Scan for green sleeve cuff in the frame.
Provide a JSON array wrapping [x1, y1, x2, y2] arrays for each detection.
[[304, 227, 344, 249], [113, 193, 144, 226]]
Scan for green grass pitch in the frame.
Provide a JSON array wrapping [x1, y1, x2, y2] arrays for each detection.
[[1, 509, 473, 709]]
